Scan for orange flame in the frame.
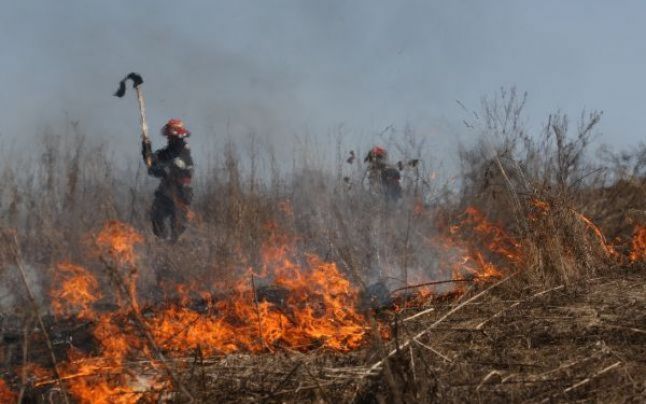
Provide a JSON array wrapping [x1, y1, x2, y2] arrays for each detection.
[[58, 308, 153, 402], [572, 210, 619, 258], [44, 220, 370, 402], [51, 262, 101, 319], [528, 198, 550, 222], [30, 200, 646, 402], [64, 374, 145, 404], [95, 221, 143, 266], [149, 241, 367, 355], [434, 207, 521, 285], [0, 379, 16, 403], [462, 207, 523, 267], [629, 225, 646, 262], [399, 207, 521, 303], [48, 222, 156, 402]]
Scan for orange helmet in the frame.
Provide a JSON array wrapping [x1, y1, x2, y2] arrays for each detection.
[[162, 119, 190, 138]]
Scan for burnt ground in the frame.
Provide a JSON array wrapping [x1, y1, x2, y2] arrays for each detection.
[[179, 266, 645, 403]]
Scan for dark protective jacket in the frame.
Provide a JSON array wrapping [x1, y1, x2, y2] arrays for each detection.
[[142, 139, 194, 204], [366, 160, 402, 201]]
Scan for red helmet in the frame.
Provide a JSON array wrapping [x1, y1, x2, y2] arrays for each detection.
[[162, 119, 190, 138], [371, 146, 386, 158], [365, 146, 387, 163]]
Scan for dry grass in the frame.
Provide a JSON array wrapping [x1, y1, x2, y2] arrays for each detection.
[[162, 268, 644, 403], [1, 90, 645, 402]]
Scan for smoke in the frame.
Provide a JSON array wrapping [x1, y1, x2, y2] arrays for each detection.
[[0, 1, 487, 168], [0, 265, 47, 314], [1, 0, 645, 174]]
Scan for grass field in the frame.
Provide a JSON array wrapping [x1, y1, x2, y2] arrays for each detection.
[[0, 92, 644, 402]]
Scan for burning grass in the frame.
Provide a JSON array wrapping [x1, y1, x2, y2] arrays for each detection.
[[629, 225, 646, 262], [2, 201, 644, 402], [0, 94, 644, 402]]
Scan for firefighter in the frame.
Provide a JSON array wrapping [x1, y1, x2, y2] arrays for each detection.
[[364, 146, 402, 201], [141, 119, 194, 241]]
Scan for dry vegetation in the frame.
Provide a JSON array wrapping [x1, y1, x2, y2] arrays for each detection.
[[0, 89, 645, 403]]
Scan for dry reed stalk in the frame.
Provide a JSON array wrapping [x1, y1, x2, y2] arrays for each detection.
[[475, 284, 565, 330], [364, 272, 517, 377], [100, 257, 195, 403], [9, 232, 71, 404], [563, 361, 622, 394]]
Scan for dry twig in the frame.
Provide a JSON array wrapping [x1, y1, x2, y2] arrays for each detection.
[[563, 361, 622, 394], [365, 272, 517, 376], [475, 284, 565, 330]]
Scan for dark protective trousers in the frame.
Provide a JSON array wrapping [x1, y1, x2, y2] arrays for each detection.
[[151, 190, 189, 242]]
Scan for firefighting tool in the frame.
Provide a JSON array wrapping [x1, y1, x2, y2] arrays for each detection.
[[114, 72, 152, 167]]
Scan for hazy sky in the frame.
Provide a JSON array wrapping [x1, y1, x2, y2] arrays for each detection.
[[1, 0, 644, 166]]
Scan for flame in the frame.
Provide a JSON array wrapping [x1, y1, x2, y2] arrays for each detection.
[[64, 372, 138, 404], [435, 207, 521, 285], [149, 241, 367, 355], [528, 198, 550, 221], [51, 262, 101, 319], [461, 207, 523, 267], [39, 208, 640, 402], [16, 363, 52, 383], [398, 207, 521, 304], [0, 379, 16, 403], [95, 220, 143, 266], [629, 225, 646, 262], [572, 210, 619, 258], [530, 200, 620, 259], [16, 191, 643, 404], [10, 184, 642, 404], [55, 303, 157, 403], [41, 220, 368, 402], [48, 205, 646, 402], [46, 222, 152, 402]]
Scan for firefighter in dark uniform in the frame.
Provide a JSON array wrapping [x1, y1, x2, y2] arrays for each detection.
[[141, 119, 194, 241], [364, 146, 402, 201]]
